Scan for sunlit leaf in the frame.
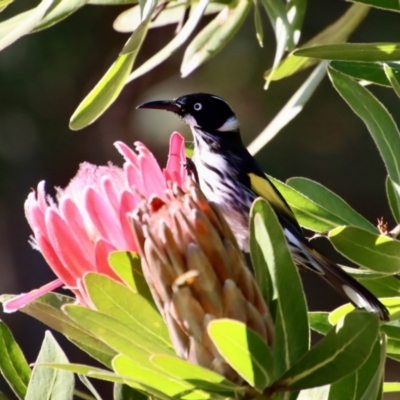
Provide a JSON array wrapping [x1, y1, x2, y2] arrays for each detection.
[[0, 293, 115, 367], [126, 0, 209, 83], [181, 0, 251, 77], [329, 226, 400, 273], [264, 4, 369, 82], [276, 310, 379, 390], [78, 374, 102, 400], [89, 0, 137, 4], [384, 63, 400, 98], [0, 0, 55, 52], [84, 273, 172, 351], [0, 0, 13, 13], [248, 61, 327, 154], [330, 60, 400, 87], [250, 199, 308, 377], [384, 383, 400, 392], [308, 312, 331, 335], [296, 42, 400, 62], [150, 354, 242, 393], [329, 66, 400, 189], [25, 332, 74, 400], [386, 176, 400, 222], [114, 383, 147, 400], [0, 321, 31, 400], [207, 319, 274, 391], [253, 1, 263, 47], [33, 0, 88, 32]]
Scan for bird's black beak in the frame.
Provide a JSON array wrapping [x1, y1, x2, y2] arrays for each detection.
[[136, 100, 182, 115]]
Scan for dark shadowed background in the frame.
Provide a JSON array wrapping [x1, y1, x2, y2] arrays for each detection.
[[1, 0, 399, 397]]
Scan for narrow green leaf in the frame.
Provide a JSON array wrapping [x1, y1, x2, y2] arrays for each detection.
[[0, 0, 55, 52], [276, 310, 379, 390], [264, 4, 369, 81], [308, 312, 332, 335], [384, 383, 400, 392], [250, 198, 309, 378], [84, 273, 172, 351], [0, 0, 13, 13], [63, 304, 170, 359], [253, 1, 263, 47], [89, 0, 137, 4], [108, 251, 153, 301], [329, 66, 400, 188], [126, 0, 209, 82], [181, 0, 251, 77], [151, 354, 241, 393], [248, 61, 327, 154], [330, 61, 400, 87], [269, 176, 358, 232], [384, 63, 400, 98], [114, 383, 147, 400], [25, 332, 74, 400], [77, 374, 101, 400], [0, 321, 31, 400], [329, 226, 400, 273], [296, 43, 400, 62], [69, 52, 135, 130], [349, 0, 400, 11], [208, 319, 274, 392], [33, 0, 88, 32], [112, 354, 202, 398], [0, 293, 116, 367], [287, 177, 376, 233], [386, 176, 400, 222]]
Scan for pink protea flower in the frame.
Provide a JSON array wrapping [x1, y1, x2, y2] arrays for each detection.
[[4, 133, 187, 312]]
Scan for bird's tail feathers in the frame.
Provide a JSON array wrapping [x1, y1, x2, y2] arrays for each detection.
[[284, 228, 390, 321]]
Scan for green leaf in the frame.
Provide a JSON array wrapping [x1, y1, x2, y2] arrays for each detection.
[[308, 312, 332, 335], [329, 66, 400, 189], [384, 383, 400, 392], [114, 383, 147, 400], [268, 176, 360, 232], [185, 142, 194, 159], [329, 226, 400, 273], [298, 385, 330, 399], [330, 61, 400, 87], [108, 251, 153, 301], [0, 321, 31, 399], [250, 198, 309, 378], [150, 354, 241, 393], [0, 0, 55, 52], [33, 0, 88, 32], [25, 332, 74, 400], [207, 319, 274, 392], [383, 63, 400, 98], [69, 52, 135, 130], [386, 176, 400, 222], [264, 4, 369, 82], [77, 374, 102, 400], [253, 1, 263, 47], [0, 293, 116, 367], [349, 0, 400, 11], [84, 273, 172, 351], [89, 0, 137, 4], [276, 310, 379, 390], [126, 0, 209, 83], [287, 177, 376, 234], [248, 61, 327, 154], [181, 0, 251, 77], [113, 354, 203, 399], [63, 304, 170, 359], [0, 0, 13, 13], [296, 43, 400, 61]]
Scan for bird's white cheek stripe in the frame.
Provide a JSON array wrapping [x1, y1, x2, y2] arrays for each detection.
[[217, 116, 239, 132]]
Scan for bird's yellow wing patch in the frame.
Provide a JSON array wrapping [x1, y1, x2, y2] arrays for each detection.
[[248, 173, 294, 218]]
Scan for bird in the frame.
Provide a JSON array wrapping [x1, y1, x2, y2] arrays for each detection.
[[137, 93, 390, 321]]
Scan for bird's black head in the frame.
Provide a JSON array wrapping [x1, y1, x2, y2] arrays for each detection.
[[137, 93, 240, 133]]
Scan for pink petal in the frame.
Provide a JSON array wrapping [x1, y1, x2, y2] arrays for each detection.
[[37, 181, 49, 212], [94, 238, 120, 280], [46, 209, 95, 280], [136, 142, 166, 196], [59, 197, 95, 260], [114, 141, 140, 169], [100, 177, 120, 219], [75, 277, 94, 308], [84, 187, 125, 249], [35, 229, 76, 286], [119, 190, 139, 251], [25, 194, 48, 237], [166, 132, 186, 186], [124, 163, 145, 194], [3, 279, 63, 313]]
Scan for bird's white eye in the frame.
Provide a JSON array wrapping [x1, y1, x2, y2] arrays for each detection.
[[193, 103, 202, 111]]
